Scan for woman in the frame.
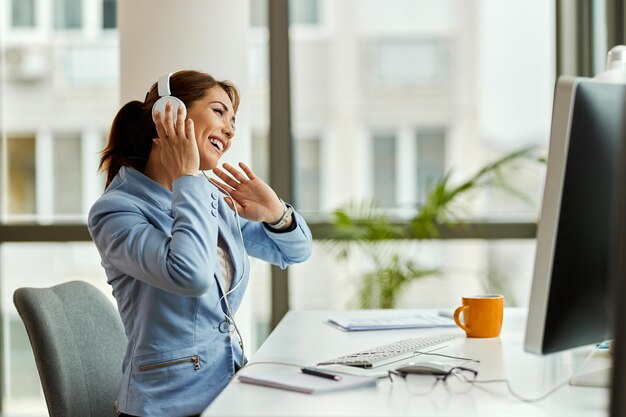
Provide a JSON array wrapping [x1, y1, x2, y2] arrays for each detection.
[[88, 70, 312, 417]]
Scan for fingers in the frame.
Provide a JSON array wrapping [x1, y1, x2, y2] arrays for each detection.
[[163, 102, 176, 139], [185, 118, 196, 144], [213, 166, 240, 189], [238, 162, 257, 180], [222, 163, 248, 182], [154, 110, 168, 141], [209, 178, 235, 194], [174, 104, 186, 139], [155, 102, 193, 146]]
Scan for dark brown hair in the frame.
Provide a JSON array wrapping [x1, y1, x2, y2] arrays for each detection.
[[99, 70, 240, 188]]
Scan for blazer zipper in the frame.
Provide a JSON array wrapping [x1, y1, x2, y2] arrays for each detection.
[[139, 355, 200, 372]]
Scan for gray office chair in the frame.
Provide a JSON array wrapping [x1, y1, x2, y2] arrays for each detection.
[[13, 280, 127, 417]]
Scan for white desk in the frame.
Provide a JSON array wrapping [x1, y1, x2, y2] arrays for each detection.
[[202, 308, 610, 417]]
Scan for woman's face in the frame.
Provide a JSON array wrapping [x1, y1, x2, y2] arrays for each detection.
[[187, 86, 236, 170]]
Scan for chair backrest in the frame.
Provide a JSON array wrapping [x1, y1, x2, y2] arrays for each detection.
[[13, 280, 127, 417]]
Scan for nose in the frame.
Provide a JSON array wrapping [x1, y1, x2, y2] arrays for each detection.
[[222, 123, 234, 139]]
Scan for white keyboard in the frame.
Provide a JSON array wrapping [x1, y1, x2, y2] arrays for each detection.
[[317, 334, 456, 368]]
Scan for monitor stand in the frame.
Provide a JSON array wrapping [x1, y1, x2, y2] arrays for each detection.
[[569, 347, 612, 388]]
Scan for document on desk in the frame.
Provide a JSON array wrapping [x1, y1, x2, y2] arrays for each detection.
[[238, 368, 377, 394], [327, 312, 456, 331]]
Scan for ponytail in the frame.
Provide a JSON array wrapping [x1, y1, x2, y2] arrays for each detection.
[[99, 100, 157, 188]]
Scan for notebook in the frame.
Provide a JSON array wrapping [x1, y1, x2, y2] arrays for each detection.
[[238, 368, 378, 394], [327, 312, 456, 331]]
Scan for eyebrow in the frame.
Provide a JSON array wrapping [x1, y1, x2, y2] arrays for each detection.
[[210, 101, 236, 126]]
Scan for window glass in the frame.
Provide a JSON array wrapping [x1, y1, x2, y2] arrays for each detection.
[[289, 0, 319, 25], [366, 39, 449, 85], [250, 0, 267, 27], [416, 128, 446, 206], [251, 0, 320, 27], [295, 137, 321, 211], [8, 319, 40, 399], [286, 0, 554, 317], [11, 0, 36, 27], [102, 0, 116, 29], [251, 133, 270, 182], [54, 0, 82, 29], [64, 44, 119, 87], [7, 135, 36, 217], [281, 0, 553, 219], [249, 37, 269, 84], [372, 132, 396, 207], [52, 133, 82, 216], [290, 240, 536, 311]]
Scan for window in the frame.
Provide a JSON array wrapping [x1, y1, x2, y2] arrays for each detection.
[[11, 0, 35, 28], [250, 0, 267, 27], [416, 128, 445, 206], [251, 133, 270, 182], [52, 133, 82, 216], [102, 0, 116, 29], [372, 132, 397, 207], [64, 44, 119, 87], [290, 0, 319, 25], [366, 39, 449, 85], [8, 319, 40, 399], [295, 137, 321, 211], [251, 0, 320, 27], [249, 37, 269, 84], [54, 0, 82, 29], [7, 135, 36, 217]]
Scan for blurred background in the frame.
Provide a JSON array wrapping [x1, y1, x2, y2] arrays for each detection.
[[0, 0, 620, 414]]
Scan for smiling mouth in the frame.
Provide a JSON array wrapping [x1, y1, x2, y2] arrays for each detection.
[[209, 137, 224, 153]]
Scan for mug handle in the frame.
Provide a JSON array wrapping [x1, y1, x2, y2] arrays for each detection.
[[454, 305, 470, 334]]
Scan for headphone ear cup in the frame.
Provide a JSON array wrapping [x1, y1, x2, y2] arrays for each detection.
[[152, 96, 187, 124]]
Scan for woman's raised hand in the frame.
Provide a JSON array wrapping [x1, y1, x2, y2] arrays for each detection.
[[153, 101, 200, 179], [210, 163, 287, 224]]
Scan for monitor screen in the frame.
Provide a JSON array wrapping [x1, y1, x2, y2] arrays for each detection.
[[525, 76, 626, 355]]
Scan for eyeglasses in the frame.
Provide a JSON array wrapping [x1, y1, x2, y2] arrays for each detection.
[[388, 366, 479, 393]]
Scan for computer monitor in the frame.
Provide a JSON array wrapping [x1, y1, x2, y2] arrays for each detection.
[[525, 76, 626, 355]]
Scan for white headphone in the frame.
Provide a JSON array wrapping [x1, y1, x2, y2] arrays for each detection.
[[151, 73, 187, 124]]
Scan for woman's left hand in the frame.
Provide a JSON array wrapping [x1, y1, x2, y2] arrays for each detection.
[[210, 162, 287, 224]]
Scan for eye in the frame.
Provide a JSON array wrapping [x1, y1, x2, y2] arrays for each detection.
[[212, 107, 224, 116]]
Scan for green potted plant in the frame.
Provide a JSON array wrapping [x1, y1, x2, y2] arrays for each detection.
[[321, 146, 543, 309]]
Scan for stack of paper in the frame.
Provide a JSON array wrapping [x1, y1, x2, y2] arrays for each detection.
[[327, 313, 456, 331], [238, 368, 377, 394]]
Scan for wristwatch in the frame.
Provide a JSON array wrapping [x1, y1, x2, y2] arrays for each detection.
[[267, 199, 294, 230]]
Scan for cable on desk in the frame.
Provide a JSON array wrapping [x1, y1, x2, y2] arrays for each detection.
[[466, 377, 570, 403], [459, 345, 598, 403], [413, 350, 481, 365]]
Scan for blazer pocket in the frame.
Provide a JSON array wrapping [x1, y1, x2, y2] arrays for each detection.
[[139, 354, 200, 372]]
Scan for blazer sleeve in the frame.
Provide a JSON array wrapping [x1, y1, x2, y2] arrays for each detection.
[[88, 176, 219, 296], [240, 210, 313, 268]]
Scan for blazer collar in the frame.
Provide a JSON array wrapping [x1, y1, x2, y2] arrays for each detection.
[[117, 166, 173, 211]]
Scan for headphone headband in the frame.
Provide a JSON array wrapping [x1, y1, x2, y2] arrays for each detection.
[[157, 73, 173, 97]]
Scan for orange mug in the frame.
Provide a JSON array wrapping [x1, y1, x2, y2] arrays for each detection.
[[453, 295, 504, 338]]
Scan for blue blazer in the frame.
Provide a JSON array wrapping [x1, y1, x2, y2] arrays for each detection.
[[88, 167, 312, 417]]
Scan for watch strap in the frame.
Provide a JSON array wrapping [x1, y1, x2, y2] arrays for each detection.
[[267, 199, 294, 230]]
